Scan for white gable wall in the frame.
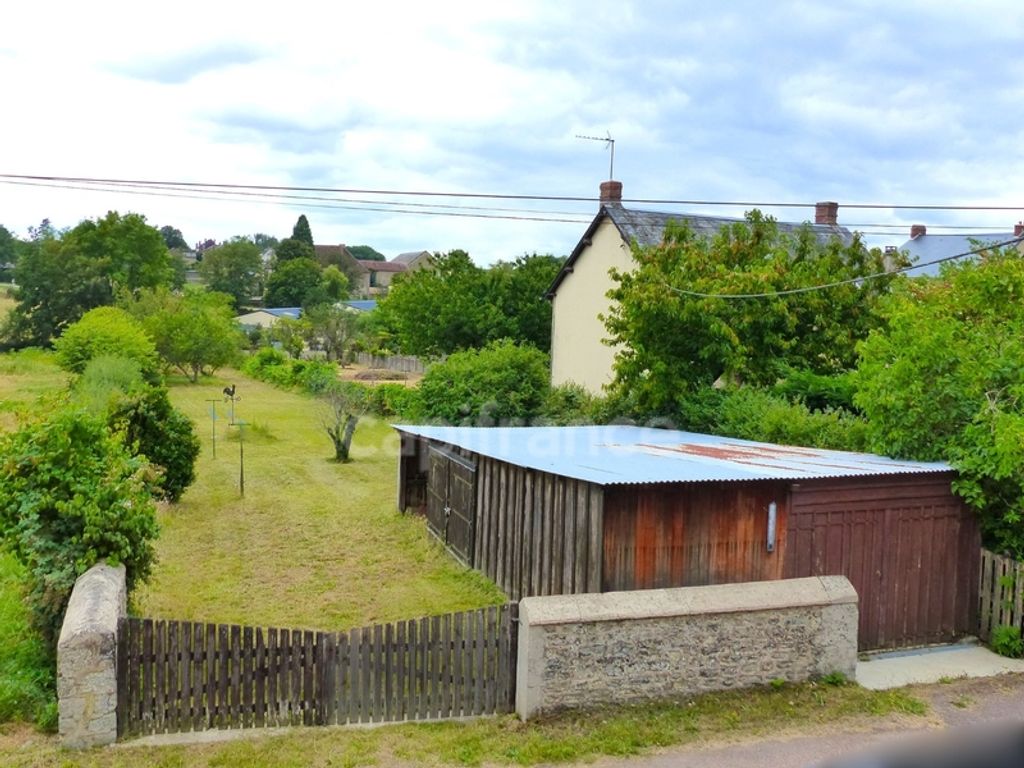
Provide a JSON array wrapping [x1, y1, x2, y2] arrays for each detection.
[[550, 217, 634, 393]]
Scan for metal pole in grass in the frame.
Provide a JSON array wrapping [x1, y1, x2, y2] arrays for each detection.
[[235, 420, 247, 497], [222, 384, 241, 425], [205, 399, 219, 459]]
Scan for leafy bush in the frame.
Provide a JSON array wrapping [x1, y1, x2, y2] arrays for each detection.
[[290, 359, 338, 394], [991, 625, 1024, 659], [367, 383, 422, 419], [715, 388, 869, 452], [418, 340, 550, 424], [0, 408, 159, 644], [540, 384, 598, 425], [108, 388, 201, 502], [0, 553, 55, 728], [53, 306, 158, 378]]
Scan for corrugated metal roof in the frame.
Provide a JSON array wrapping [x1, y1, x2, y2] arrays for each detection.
[[393, 425, 951, 486], [899, 233, 1017, 277]]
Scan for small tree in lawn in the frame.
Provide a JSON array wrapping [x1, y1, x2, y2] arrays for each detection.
[[320, 383, 367, 462]]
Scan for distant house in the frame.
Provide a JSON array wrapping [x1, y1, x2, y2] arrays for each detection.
[[235, 302, 375, 328], [356, 259, 407, 294], [898, 223, 1024, 277], [546, 181, 855, 394], [235, 307, 302, 328], [391, 250, 433, 271]]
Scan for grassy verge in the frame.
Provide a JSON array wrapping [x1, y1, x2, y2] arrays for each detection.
[[134, 370, 504, 629], [0, 349, 68, 432], [0, 554, 55, 729], [0, 679, 926, 767]]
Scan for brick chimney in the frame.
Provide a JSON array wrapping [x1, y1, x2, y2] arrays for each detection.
[[1015, 222, 1024, 237], [599, 180, 623, 206], [910, 224, 927, 239], [814, 201, 838, 226]]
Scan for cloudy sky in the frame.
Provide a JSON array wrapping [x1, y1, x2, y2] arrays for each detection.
[[1, 1, 1022, 263]]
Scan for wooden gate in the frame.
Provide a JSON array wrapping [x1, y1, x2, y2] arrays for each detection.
[[785, 476, 979, 650], [426, 447, 477, 566], [117, 603, 517, 738]]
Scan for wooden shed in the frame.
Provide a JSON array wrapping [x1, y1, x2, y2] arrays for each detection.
[[395, 425, 980, 650]]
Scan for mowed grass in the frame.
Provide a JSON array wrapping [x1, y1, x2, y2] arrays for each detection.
[[133, 370, 505, 629], [0, 679, 927, 767]]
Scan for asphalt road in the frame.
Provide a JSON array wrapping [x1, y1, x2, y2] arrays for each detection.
[[590, 674, 1024, 768]]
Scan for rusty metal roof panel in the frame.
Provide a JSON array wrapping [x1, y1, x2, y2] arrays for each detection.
[[393, 425, 952, 486]]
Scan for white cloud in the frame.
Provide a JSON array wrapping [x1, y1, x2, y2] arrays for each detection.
[[1, 1, 1023, 259]]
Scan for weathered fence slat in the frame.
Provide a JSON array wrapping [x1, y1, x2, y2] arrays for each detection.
[[978, 549, 1024, 642], [117, 603, 516, 738]]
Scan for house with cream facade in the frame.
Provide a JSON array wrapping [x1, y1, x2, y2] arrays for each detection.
[[546, 181, 854, 394]]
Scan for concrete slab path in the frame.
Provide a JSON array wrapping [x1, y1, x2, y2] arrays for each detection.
[[856, 640, 1024, 690]]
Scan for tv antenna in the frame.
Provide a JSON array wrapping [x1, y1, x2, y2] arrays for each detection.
[[576, 132, 615, 180]]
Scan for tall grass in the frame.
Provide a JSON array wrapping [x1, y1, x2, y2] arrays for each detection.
[[0, 553, 55, 729]]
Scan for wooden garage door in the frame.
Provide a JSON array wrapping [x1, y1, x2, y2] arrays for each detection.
[[426, 447, 477, 566], [785, 476, 979, 650]]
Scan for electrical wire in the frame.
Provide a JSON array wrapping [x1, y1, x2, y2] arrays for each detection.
[[2, 173, 1024, 211], [0, 179, 592, 225], [662, 236, 1024, 300]]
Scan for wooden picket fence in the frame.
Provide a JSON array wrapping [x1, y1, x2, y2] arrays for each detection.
[[978, 548, 1024, 642], [354, 352, 428, 374], [117, 603, 517, 738]]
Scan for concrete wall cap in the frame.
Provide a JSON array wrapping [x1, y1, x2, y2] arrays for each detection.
[[58, 563, 126, 646], [519, 576, 857, 626]]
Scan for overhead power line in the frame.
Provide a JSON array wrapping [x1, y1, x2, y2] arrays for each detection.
[[663, 236, 1024, 301], [2, 173, 1024, 211]]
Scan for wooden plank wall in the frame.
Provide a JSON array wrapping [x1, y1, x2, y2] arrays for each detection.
[[785, 475, 979, 650], [473, 457, 603, 600], [117, 604, 517, 738], [601, 482, 788, 592], [979, 548, 1024, 642]]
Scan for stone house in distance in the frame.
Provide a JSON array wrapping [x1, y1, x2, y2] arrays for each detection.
[[545, 181, 855, 394]]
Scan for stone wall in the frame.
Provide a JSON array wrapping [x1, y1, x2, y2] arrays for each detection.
[[515, 576, 858, 720], [57, 563, 126, 748]]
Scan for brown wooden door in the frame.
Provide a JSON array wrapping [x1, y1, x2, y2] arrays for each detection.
[[785, 476, 979, 650], [426, 447, 477, 566]]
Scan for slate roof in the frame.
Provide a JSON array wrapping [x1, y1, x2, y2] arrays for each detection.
[[392, 250, 430, 264], [343, 300, 377, 312], [547, 203, 855, 297], [898, 232, 1019, 277], [394, 425, 951, 486]]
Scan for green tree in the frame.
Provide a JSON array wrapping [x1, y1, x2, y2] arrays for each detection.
[[4, 212, 174, 345], [159, 225, 188, 250], [273, 237, 315, 262], [0, 224, 16, 274], [319, 383, 366, 462], [292, 214, 314, 246], [348, 245, 386, 261], [252, 233, 279, 250], [375, 250, 492, 356], [604, 213, 901, 418], [305, 304, 357, 362], [264, 257, 323, 307], [198, 239, 264, 308], [418, 340, 550, 424], [0, 408, 158, 644], [128, 288, 243, 382], [489, 253, 564, 352], [855, 249, 1024, 555], [53, 306, 159, 378]]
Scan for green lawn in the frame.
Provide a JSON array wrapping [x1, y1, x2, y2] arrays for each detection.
[[135, 371, 504, 629]]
